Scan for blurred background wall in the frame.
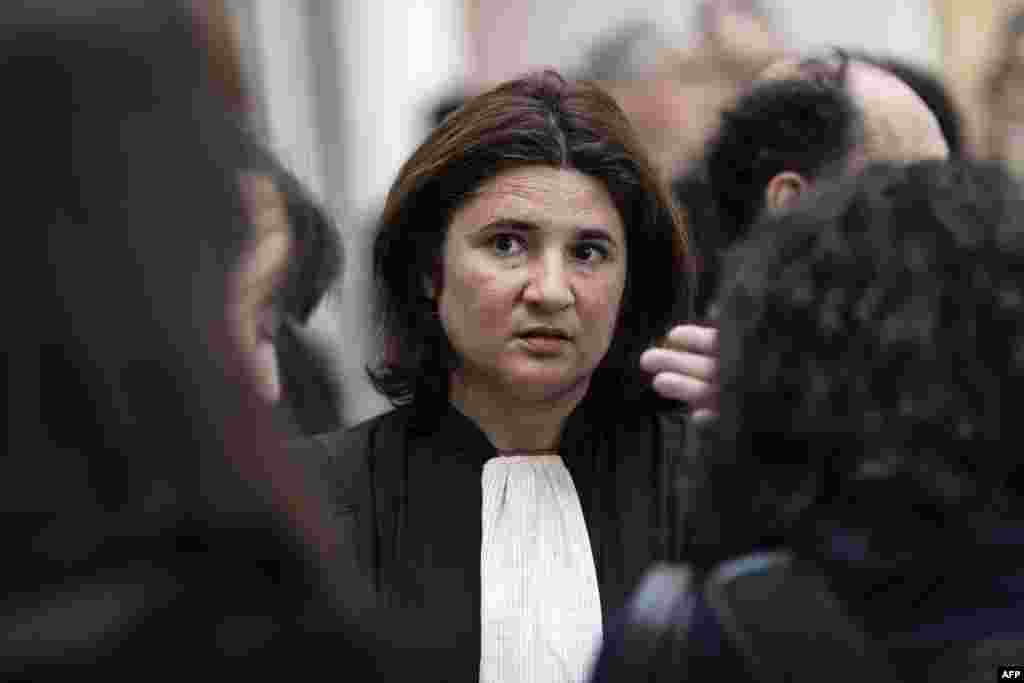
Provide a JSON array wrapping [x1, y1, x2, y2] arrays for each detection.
[[225, 0, 1022, 426]]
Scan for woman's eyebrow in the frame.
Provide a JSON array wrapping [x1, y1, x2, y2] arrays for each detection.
[[577, 227, 618, 245], [478, 218, 537, 233], [475, 220, 619, 246]]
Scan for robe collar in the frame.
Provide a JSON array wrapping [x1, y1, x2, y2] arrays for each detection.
[[407, 387, 604, 467]]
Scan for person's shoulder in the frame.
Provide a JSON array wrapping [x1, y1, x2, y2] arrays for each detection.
[[286, 407, 409, 479], [295, 406, 409, 454]]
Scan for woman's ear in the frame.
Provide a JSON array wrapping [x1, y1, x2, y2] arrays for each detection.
[[764, 171, 809, 212]]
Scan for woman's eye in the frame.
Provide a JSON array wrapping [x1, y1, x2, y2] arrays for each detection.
[[491, 233, 526, 257], [573, 242, 609, 263]]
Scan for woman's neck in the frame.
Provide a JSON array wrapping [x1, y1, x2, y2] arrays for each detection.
[[448, 371, 590, 452]]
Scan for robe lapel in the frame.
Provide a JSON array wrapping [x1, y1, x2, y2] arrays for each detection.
[[561, 397, 678, 623], [379, 405, 494, 680]]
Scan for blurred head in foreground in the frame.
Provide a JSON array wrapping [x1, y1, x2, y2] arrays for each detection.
[[2, 0, 382, 672], [695, 160, 1022, 578]]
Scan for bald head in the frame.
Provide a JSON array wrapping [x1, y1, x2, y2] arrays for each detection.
[[844, 60, 949, 162], [759, 55, 949, 163]]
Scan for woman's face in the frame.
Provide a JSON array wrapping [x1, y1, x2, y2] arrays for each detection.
[[228, 173, 293, 404], [429, 165, 628, 401]]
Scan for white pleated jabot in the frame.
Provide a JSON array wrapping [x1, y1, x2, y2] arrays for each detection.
[[480, 454, 603, 683]]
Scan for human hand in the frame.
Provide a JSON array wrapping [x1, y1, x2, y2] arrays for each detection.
[[641, 324, 719, 423]]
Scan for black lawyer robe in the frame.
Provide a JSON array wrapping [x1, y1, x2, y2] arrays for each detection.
[[296, 392, 689, 680]]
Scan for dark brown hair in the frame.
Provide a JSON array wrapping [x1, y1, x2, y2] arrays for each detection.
[[367, 70, 692, 408]]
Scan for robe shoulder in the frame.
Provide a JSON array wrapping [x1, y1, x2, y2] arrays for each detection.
[[289, 407, 412, 512]]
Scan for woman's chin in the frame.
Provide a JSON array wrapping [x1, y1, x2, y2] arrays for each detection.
[[498, 365, 594, 401]]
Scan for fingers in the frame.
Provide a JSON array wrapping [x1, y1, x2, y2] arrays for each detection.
[[640, 347, 718, 381], [650, 370, 718, 406], [662, 324, 718, 355], [644, 323, 721, 421]]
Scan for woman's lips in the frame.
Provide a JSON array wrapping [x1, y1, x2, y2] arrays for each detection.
[[518, 334, 571, 354]]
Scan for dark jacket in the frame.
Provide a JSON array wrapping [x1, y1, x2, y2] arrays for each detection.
[[591, 526, 1024, 683]]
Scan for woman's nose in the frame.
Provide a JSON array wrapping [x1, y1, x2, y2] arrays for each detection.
[[522, 253, 575, 310]]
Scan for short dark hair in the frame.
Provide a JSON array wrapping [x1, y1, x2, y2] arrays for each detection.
[[690, 160, 1024, 570], [704, 71, 862, 243], [368, 70, 692, 407]]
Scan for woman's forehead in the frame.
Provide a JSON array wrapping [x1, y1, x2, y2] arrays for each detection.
[[454, 165, 625, 234]]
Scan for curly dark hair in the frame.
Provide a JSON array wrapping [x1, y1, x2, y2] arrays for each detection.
[[367, 70, 692, 408], [690, 160, 1024, 572]]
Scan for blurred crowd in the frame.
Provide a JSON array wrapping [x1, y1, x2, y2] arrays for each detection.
[[5, 1, 1022, 681]]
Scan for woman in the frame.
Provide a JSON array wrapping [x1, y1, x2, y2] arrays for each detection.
[[298, 70, 693, 681]]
